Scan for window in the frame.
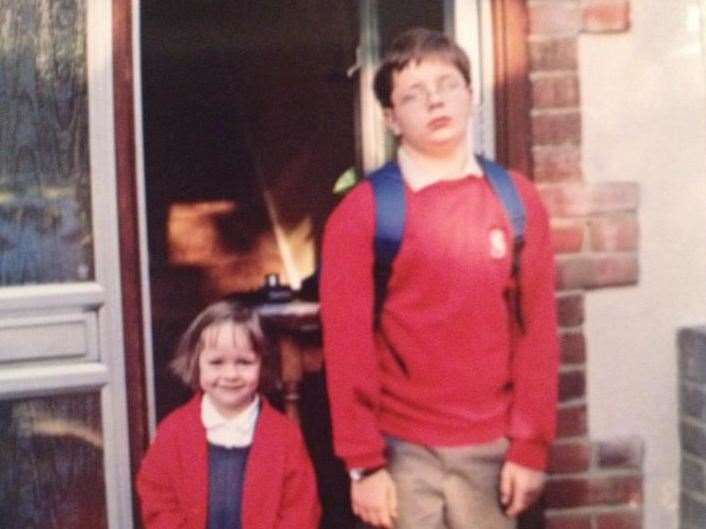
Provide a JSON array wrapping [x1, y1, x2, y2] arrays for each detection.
[[0, 1, 94, 286]]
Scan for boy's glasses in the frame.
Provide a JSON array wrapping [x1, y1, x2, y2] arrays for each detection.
[[395, 77, 466, 107]]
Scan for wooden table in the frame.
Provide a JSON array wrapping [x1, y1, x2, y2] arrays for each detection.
[[259, 301, 322, 422]]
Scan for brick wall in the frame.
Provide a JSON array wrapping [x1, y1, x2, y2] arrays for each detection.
[[526, 1, 644, 527], [679, 327, 706, 529]]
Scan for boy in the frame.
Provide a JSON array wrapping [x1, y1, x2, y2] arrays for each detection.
[[320, 28, 558, 529]]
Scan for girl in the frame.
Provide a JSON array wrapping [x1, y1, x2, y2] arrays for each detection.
[[137, 300, 321, 529]]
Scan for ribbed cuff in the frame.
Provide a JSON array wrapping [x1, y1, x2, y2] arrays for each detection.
[[506, 439, 549, 471]]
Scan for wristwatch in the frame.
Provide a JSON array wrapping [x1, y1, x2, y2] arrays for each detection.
[[349, 465, 385, 482]]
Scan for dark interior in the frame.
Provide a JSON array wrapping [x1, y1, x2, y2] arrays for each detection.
[[141, 2, 443, 527], [141, 0, 359, 416]]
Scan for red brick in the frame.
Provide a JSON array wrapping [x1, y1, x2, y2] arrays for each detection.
[[597, 437, 644, 469], [586, 253, 638, 288], [532, 73, 580, 109], [560, 332, 586, 364], [555, 254, 638, 290], [532, 110, 582, 145], [596, 509, 642, 529], [552, 219, 585, 254], [533, 145, 582, 183], [557, 293, 584, 327], [545, 513, 592, 529], [589, 214, 639, 252], [556, 256, 593, 290], [540, 184, 590, 217], [529, 2, 582, 35], [559, 369, 585, 402], [582, 0, 630, 33], [557, 404, 588, 438], [545, 474, 642, 508], [539, 182, 638, 218], [530, 37, 578, 71], [550, 440, 592, 473], [590, 182, 640, 214]]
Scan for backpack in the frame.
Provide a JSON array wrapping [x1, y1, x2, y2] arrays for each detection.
[[368, 154, 526, 332], [300, 155, 527, 331]]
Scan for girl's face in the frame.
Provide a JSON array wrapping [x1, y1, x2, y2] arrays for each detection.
[[198, 321, 261, 418]]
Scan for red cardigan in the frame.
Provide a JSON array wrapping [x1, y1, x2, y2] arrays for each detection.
[[136, 394, 321, 529], [321, 170, 559, 471]]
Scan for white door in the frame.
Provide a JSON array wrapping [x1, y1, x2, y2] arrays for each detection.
[[0, 1, 134, 528]]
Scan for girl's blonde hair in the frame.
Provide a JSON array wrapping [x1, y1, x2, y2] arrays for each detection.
[[169, 299, 276, 393]]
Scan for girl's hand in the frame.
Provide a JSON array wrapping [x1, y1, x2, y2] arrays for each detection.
[[350, 468, 398, 528], [500, 461, 546, 517]]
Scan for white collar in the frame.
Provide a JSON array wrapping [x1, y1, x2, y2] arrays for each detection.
[[201, 394, 260, 447], [397, 146, 483, 191]]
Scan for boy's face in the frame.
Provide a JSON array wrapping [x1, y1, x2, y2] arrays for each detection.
[[198, 322, 261, 418], [385, 58, 472, 157]]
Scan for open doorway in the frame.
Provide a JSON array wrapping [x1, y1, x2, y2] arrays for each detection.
[[141, 1, 365, 419], [140, 2, 459, 527], [140, 0, 446, 429]]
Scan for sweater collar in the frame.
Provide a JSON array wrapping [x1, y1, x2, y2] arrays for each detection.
[[397, 146, 483, 192], [201, 393, 260, 447]]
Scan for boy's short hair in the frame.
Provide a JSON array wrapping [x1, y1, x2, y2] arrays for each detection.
[[373, 27, 471, 109], [170, 299, 277, 393]]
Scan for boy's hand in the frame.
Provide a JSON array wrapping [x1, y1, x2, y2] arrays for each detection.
[[499, 461, 546, 517], [350, 468, 398, 528]]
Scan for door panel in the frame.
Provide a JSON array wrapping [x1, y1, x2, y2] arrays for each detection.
[[0, 1, 134, 528]]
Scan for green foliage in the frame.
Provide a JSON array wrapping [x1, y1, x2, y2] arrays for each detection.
[[332, 166, 361, 195]]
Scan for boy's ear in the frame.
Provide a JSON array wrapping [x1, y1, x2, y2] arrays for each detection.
[[383, 108, 402, 136]]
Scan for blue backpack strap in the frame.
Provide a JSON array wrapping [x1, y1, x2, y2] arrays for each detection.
[[476, 155, 527, 332], [368, 161, 406, 323], [476, 155, 526, 242]]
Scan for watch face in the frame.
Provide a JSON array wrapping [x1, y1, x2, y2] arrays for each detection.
[[349, 469, 363, 481], [349, 466, 384, 481]]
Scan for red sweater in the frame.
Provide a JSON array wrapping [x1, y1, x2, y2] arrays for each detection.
[[321, 170, 559, 471], [136, 394, 321, 529]]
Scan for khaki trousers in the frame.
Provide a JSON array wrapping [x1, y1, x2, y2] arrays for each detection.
[[359, 437, 516, 529]]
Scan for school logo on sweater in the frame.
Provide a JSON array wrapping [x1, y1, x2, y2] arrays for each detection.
[[489, 228, 507, 259]]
